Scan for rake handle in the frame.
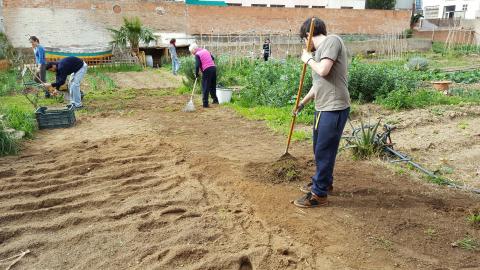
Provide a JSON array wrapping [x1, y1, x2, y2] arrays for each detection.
[[190, 77, 198, 100], [284, 18, 315, 154]]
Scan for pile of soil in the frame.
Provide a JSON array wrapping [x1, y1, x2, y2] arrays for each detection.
[[245, 154, 312, 184]]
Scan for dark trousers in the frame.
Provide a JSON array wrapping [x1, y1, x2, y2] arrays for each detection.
[[311, 108, 350, 197], [34, 64, 48, 96], [201, 66, 218, 107], [263, 53, 269, 61]]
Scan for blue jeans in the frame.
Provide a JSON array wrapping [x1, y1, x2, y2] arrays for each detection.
[[311, 108, 350, 197], [69, 62, 87, 107], [172, 58, 180, 75]]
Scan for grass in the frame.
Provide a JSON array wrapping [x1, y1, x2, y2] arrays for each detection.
[[88, 64, 143, 73], [466, 212, 480, 228], [226, 103, 312, 141], [424, 228, 437, 238], [455, 236, 479, 251], [0, 119, 18, 156]]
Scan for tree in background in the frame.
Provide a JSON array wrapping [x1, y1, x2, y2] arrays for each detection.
[[108, 17, 155, 59], [365, 0, 396, 10]]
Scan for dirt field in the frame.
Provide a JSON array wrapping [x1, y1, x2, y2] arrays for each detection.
[[1, 72, 479, 269]]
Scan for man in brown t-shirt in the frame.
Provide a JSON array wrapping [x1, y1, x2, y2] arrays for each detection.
[[293, 17, 351, 208]]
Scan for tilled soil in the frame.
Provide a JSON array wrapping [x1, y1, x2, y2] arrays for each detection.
[[1, 74, 479, 269]]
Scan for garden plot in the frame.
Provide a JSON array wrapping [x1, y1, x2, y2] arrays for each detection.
[[1, 75, 479, 269], [106, 69, 182, 90]]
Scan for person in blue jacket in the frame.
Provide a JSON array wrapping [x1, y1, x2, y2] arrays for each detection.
[[29, 36, 49, 97]]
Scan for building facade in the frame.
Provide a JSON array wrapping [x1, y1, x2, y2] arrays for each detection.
[[422, 0, 480, 19]]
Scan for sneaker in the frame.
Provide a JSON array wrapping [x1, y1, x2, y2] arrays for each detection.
[[300, 182, 333, 194], [293, 192, 328, 208], [212, 100, 219, 104]]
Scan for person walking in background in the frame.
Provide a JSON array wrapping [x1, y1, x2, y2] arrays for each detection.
[[43, 56, 88, 109], [189, 43, 218, 108], [29, 36, 49, 98], [263, 39, 271, 61], [292, 17, 351, 208], [169, 38, 180, 75]]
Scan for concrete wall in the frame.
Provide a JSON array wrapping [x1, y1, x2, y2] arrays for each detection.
[[414, 29, 475, 44], [3, 0, 410, 48], [460, 19, 480, 44]]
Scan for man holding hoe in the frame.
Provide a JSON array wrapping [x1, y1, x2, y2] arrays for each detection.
[[293, 17, 351, 208]]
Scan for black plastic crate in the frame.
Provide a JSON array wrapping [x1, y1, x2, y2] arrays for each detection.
[[35, 105, 76, 129]]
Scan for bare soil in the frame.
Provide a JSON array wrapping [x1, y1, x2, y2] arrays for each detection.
[[350, 104, 480, 190], [1, 72, 479, 269]]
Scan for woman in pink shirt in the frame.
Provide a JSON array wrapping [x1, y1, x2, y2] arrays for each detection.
[[189, 43, 218, 108]]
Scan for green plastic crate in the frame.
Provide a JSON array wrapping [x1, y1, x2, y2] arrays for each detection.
[[35, 105, 76, 129]]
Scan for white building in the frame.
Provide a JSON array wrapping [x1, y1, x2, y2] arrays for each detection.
[[194, 0, 366, 9], [422, 0, 480, 19]]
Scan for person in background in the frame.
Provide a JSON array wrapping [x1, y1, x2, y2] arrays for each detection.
[[292, 17, 351, 208], [29, 36, 49, 98], [189, 43, 218, 108], [43, 56, 88, 109], [169, 38, 180, 75], [263, 39, 271, 61]]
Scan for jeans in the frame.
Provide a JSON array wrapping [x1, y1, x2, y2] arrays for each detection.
[[70, 62, 87, 107], [34, 64, 48, 96], [201, 66, 218, 107], [311, 108, 350, 197], [172, 58, 180, 75]]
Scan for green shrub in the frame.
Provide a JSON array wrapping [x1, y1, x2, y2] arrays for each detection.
[[405, 57, 428, 71], [377, 88, 462, 110], [348, 59, 417, 102], [238, 58, 312, 107]]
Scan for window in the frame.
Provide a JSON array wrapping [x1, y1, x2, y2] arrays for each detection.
[[270, 4, 285, 7], [424, 5, 439, 19], [312, 6, 325, 8], [341, 6, 353, 9], [252, 4, 267, 7], [294, 5, 309, 8], [227, 3, 241, 6], [462, 4, 468, 11]]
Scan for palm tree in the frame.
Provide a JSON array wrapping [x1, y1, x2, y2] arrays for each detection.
[[108, 17, 155, 59]]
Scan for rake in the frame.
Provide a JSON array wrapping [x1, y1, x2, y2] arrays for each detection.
[[183, 77, 198, 112]]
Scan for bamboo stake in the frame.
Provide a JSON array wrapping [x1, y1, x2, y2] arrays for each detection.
[[284, 18, 315, 155]]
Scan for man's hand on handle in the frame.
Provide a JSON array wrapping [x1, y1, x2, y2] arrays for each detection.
[[292, 102, 305, 116]]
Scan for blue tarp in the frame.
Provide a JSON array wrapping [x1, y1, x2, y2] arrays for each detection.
[[186, 0, 227, 6]]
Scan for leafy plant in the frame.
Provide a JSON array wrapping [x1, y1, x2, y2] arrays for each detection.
[[405, 57, 428, 71], [466, 212, 480, 228], [365, 0, 395, 10], [345, 118, 382, 160], [108, 17, 155, 58]]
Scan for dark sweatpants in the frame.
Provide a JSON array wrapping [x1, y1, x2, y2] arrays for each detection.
[[201, 66, 218, 107], [311, 108, 350, 197]]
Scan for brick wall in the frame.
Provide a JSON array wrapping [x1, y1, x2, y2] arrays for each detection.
[[186, 6, 410, 35], [3, 0, 411, 48]]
